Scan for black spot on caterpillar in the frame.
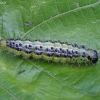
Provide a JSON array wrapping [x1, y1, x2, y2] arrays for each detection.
[[0, 39, 98, 64]]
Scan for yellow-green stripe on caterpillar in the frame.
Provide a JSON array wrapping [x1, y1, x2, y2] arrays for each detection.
[[0, 39, 98, 64]]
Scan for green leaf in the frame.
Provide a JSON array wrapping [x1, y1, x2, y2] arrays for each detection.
[[0, 0, 100, 99]]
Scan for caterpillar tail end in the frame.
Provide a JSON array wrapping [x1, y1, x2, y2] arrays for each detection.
[[0, 39, 6, 49]]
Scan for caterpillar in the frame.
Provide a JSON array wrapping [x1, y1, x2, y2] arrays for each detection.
[[0, 39, 98, 64]]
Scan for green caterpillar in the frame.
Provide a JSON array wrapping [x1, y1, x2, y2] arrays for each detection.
[[0, 39, 98, 64]]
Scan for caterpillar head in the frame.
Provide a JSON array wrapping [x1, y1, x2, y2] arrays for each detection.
[[91, 50, 98, 63], [87, 49, 98, 63]]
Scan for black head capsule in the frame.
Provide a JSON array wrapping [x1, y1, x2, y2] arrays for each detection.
[[92, 50, 98, 63]]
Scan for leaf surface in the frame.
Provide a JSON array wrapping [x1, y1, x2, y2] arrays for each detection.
[[0, 0, 100, 100]]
